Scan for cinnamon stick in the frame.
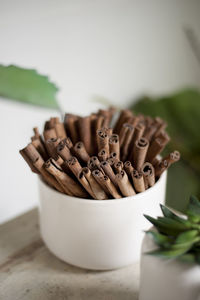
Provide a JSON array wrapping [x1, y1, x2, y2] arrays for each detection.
[[81, 167, 107, 200], [78, 116, 92, 155], [100, 160, 118, 186], [98, 148, 108, 161], [73, 142, 90, 163], [31, 138, 48, 161], [124, 161, 134, 180], [109, 134, 120, 160], [155, 150, 180, 177], [45, 138, 61, 159], [54, 122, 67, 140], [57, 143, 71, 161], [133, 137, 149, 170], [19, 143, 42, 173], [113, 160, 124, 173], [127, 122, 145, 161], [146, 131, 170, 163], [45, 158, 88, 198], [33, 157, 64, 193], [67, 156, 82, 177], [113, 109, 133, 134], [64, 114, 79, 144], [142, 162, 155, 188], [92, 169, 110, 195], [101, 175, 121, 199], [96, 129, 110, 156], [43, 128, 57, 141], [131, 170, 145, 193], [115, 170, 136, 196], [120, 124, 134, 161]]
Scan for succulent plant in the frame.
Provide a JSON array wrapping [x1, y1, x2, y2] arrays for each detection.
[[144, 195, 200, 264]]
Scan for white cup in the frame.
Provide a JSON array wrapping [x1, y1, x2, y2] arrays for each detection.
[[38, 171, 167, 270]]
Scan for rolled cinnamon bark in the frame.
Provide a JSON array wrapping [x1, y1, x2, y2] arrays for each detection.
[[102, 175, 121, 199], [113, 161, 124, 173], [32, 127, 40, 139], [100, 160, 118, 186], [73, 142, 90, 163], [164, 150, 180, 165], [57, 143, 71, 161], [81, 167, 108, 200], [54, 122, 67, 139], [127, 122, 145, 161], [78, 116, 92, 155], [133, 137, 149, 170], [106, 157, 116, 167], [19, 143, 42, 173], [33, 157, 64, 193], [64, 114, 79, 144], [155, 150, 180, 177], [98, 148, 108, 161], [120, 124, 134, 161], [109, 152, 118, 161], [45, 158, 88, 198], [67, 156, 82, 177], [65, 137, 73, 149], [154, 159, 169, 178], [146, 131, 170, 163], [45, 138, 61, 159], [54, 155, 64, 166], [109, 134, 120, 160], [96, 130, 109, 156], [131, 170, 145, 193], [43, 128, 57, 141], [142, 162, 155, 188], [31, 138, 49, 161], [115, 170, 136, 196], [124, 161, 134, 180], [113, 109, 133, 134], [92, 169, 110, 195]]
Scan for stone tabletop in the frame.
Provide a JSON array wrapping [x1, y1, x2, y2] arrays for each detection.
[[0, 209, 139, 300]]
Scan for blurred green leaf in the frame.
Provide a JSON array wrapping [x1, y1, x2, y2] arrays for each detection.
[[146, 231, 171, 248], [131, 89, 200, 212], [0, 64, 59, 109]]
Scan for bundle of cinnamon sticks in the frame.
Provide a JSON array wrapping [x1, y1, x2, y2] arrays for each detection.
[[20, 108, 180, 200]]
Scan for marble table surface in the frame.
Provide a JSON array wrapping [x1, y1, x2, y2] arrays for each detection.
[[0, 209, 139, 300]]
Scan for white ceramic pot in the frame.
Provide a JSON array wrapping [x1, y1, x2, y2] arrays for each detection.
[[38, 171, 167, 270], [139, 231, 200, 300]]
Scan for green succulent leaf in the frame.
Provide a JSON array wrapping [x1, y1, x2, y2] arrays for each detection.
[[175, 230, 199, 244], [0, 64, 59, 109], [159, 204, 191, 226], [144, 215, 190, 235], [145, 197, 200, 265], [186, 195, 200, 223], [145, 231, 171, 248]]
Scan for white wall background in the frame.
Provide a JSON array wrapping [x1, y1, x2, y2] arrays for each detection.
[[0, 0, 200, 224]]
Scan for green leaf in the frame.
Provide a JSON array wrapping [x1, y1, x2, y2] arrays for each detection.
[[144, 215, 190, 235], [146, 230, 171, 248], [159, 204, 191, 225], [0, 64, 59, 109], [131, 89, 200, 213], [175, 230, 199, 244]]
